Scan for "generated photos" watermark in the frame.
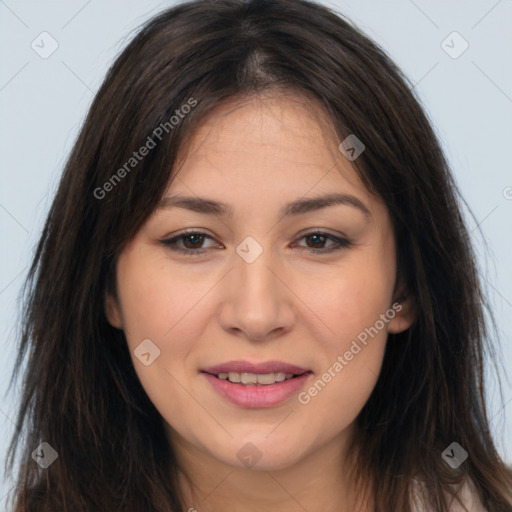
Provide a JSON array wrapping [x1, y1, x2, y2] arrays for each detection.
[[94, 97, 198, 200], [298, 302, 402, 405]]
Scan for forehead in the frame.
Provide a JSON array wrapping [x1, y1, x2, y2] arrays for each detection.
[[168, 92, 375, 210]]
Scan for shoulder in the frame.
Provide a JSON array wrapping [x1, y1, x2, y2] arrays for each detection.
[[411, 477, 487, 512]]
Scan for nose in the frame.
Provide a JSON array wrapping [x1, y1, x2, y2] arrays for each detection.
[[218, 240, 296, 342]]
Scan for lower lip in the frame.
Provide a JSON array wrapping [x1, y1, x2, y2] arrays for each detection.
[[202, 372, 312, 408]]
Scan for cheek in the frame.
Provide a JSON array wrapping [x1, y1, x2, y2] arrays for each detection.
[[296, 280, 390, 440], [293, 250, 393, 421], [300, 250, 395, 350], [297, 347, 383, 449], [115, 257, 219, 428], [115, 255, 230, 419], [117, 253, 217, 351]]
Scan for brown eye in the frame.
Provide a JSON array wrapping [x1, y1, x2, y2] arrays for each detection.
[[160, 231, 221, 255], [181, 233, 206, 249], [161, 230, 352, 257], [295, 232, 352, 254], [305, 233, 328, 249]]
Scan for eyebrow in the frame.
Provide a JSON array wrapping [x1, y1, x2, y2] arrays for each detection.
[[158, 193, 371, 219]]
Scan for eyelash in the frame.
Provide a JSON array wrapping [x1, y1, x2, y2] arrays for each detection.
[[160, 229, 352, 256]]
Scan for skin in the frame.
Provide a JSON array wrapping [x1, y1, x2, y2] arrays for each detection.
[[106, 92, 415, 512]]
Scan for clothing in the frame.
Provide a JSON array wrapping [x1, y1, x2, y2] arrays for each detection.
[[410, 478, 487, 512]]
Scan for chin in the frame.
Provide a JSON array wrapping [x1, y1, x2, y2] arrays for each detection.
[[224, 438, 307, 472]]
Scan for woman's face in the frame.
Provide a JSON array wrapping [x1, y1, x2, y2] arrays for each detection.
[[106, 93, 414, 473]]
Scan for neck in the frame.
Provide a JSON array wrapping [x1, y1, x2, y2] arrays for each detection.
[[170, 425, 370, 512]]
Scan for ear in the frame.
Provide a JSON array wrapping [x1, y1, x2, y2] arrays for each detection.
[[105, 291, 123, 329], [387, 280, 416, 334]]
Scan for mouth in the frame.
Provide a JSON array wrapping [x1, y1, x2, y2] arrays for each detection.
[[200, 360, 313, 408], [200, 360, 311, 385], [201, 370, 310, 386]]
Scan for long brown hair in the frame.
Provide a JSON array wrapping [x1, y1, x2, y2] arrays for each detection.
[[5, 0, 512, 510]]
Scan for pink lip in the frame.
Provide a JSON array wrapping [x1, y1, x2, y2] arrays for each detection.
[[201, 360, 310, 375], [202, 372, 312, 408]]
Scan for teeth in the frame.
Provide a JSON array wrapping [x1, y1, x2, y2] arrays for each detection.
[[216, 372, 297, 385], [228, 372, 241, 383], [241, 372, 258, 384]]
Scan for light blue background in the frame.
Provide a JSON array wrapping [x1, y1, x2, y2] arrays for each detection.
[[1, 0, 511, 506]]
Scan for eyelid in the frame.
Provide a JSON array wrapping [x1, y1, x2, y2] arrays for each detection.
[[161, 229, 222, 255], [160, 228, 353, 256], [290, 231, 352, 253]]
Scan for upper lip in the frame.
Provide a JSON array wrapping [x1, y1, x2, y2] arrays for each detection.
[[201, 360, 311, 375]]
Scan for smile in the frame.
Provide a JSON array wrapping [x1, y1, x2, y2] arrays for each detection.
[[200, 362, 313, 408]]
